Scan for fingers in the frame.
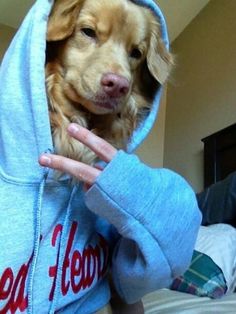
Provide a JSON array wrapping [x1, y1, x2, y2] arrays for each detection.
[[39, 154, 101, 185], [39, 124, 117, 184], [67, 123, 117, 163]]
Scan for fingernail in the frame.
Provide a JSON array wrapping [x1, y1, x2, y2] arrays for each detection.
[[68, 123, 79, 135], [40, 155, 51, 166]]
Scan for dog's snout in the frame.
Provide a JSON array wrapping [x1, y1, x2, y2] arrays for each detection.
[[101, 73, 129, 98]]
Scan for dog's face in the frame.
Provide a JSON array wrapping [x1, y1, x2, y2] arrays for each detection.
[[47, 0, 173, 116]]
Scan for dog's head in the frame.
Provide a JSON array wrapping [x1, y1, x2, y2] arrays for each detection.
[[47, 0, 173, 115]]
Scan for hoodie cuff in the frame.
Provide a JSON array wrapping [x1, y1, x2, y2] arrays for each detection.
[[85, 150, 159, 232]]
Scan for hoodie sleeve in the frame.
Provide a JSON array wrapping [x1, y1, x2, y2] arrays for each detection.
[[85, 150, 202, 304]]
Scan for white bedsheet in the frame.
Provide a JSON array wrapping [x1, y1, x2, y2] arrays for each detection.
[[143, 289, 236, 313]]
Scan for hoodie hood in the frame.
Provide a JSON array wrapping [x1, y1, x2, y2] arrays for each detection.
[[127, 0, 169, 153], [0, 0, 169, 182]]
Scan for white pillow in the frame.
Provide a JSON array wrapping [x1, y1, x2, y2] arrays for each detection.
[[195, 224, 236, 293]]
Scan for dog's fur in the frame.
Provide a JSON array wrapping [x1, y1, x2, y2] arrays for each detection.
[[46, 0, 173, 165]]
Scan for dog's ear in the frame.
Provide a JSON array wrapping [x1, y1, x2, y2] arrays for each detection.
[[47, 0, 82, 41], [147, 21, 174, 85]]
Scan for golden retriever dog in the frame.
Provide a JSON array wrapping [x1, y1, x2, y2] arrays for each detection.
[[46, 0, 173, 165], [45, 1, 173, 311]]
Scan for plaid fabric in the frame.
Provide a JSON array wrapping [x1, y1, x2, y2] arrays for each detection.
[[170, 250, 227, 298]]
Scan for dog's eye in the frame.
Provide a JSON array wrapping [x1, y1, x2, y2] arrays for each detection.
[[130, 48, 142, 59], [81, 28, 96, 39]]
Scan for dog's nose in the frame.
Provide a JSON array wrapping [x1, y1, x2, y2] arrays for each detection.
[[101, 73, 130, 98]]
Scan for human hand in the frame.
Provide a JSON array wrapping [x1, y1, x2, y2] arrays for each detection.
[[39, 123, 117, 185]]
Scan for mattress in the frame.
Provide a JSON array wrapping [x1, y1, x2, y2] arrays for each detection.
[[143, 289, 236, 313]]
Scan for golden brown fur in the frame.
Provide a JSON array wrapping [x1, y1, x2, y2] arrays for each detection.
[[46, 0, 173, 165]]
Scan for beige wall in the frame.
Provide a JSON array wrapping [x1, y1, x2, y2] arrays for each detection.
[[164, 0, 236, 192], [0, 23, 15, 61]]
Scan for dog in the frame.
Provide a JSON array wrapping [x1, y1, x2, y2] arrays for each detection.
[[45, 0, 173, 166], [45, 1, 173, 311]]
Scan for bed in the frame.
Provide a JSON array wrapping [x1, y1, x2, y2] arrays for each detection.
[[142, 123, 236, 313]]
